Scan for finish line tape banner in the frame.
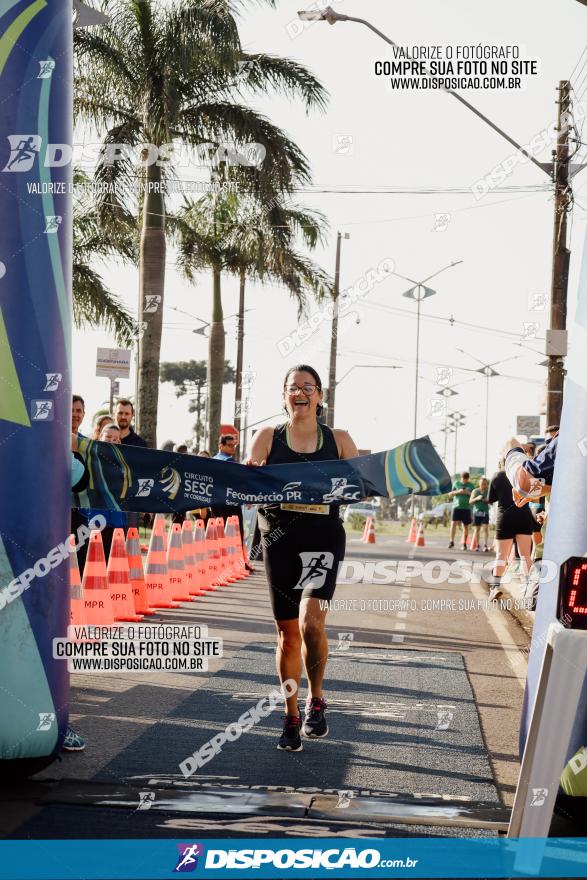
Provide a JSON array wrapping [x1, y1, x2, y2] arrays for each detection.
[[76, 436, 451, 514]]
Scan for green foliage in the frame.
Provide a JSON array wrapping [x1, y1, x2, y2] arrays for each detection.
[[160, 359, 235, 396]]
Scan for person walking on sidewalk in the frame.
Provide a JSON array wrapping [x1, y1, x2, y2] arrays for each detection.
[[248, 365, 359, 753], [448, 471, 474, 550], [470, 477, 491, 552]]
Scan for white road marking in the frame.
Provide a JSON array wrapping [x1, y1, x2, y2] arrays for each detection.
[[397, 611, 408, 618], [394, 622, 407, 631], [391, 634, 405, 643], [467, 577, 528, 688]]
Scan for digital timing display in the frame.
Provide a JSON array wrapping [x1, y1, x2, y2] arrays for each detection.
[[558, 557, 587, 629]]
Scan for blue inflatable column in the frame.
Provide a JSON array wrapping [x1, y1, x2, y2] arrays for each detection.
[[0, 0, 72, 774]]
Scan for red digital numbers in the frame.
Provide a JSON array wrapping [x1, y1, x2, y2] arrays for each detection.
[[566, 561, 587, 616]]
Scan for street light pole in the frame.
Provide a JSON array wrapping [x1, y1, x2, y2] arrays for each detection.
[[327, 231, 349, 428]]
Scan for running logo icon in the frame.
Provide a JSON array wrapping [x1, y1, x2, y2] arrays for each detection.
[[174, 843, 204, 872], [36, 713, 55, 731], [3, 135, 41, 172], [530, 788, 548, 807], [136, 478, 154, 498], [294, 552, 334, 590], [322, 477, 360, 502], [31, 400, 54, 421], [44, 373, 62, 391]]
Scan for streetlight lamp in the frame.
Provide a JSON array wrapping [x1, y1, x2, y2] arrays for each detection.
[[391, 260, 463, 439], [448, 411, 466, 476], [456, 350, 519, 475], [326, 231, 350, 428]]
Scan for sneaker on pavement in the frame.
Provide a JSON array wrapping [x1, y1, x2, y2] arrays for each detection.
[[489, 586, 503, 601], [302, 697, 329, 739], [277, 715, 303, 751], [461, 544, 467, 551], [448, 541, 455, 549], [62, 726, 86, 752]]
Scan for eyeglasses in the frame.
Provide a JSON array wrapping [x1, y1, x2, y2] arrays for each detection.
[[285, 383, 319, 395]]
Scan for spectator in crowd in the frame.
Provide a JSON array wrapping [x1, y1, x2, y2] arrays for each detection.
[[448, 471, 474, 550], [175, 443, 188, 454], [80, 423, 127, 563], [114, 399, 147, 447], [72, 395, 85, 437], [545, 424, 559, 440], [63, 446, 90, 753], [210, 434, 253, 572], [92, 413, 114, 440], [99, 423, 121, 444], [470, 477, 491, 552], [197, 449, 211, 457], [161, 440, 175, 452]]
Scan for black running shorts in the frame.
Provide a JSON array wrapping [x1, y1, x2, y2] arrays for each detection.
[[473, 512, 489, 526], [495, 508, 535, 540], [451, 508, 472, 525], [258, 509, 346, 621]]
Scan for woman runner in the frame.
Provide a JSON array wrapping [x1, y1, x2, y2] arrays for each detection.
[[248, 365, 359, 752]]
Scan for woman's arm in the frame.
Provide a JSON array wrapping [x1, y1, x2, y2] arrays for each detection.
[[333, 428, 359, 460], [246, 425, 274, 466]]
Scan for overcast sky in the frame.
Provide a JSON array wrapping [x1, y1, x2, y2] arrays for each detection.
[[73, 0, 587, 474]]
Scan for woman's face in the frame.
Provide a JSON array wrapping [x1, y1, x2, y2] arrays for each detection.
[[283, 370, 323, 420]]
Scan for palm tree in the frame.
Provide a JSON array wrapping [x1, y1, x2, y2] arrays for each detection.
[[73, 170, 136, 344], [225, 199, 332, 445], [174, 192, 332, 446], [74, 0, 327, 447]]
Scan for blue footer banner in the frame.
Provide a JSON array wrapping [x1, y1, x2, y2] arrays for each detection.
[[1, 838, 587, 878], [76, 435, 451, 514]]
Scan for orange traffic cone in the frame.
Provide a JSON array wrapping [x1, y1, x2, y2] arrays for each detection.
[[224, 516, 246, 581], [204, 518, 221, 590], [405, 516, 418, 543], [167, 523, 192, 602], [192, 519, 211, 594], [215, 517, 238, 585], [82, 530, 115, 626], [363, 515, 376, 544], [69, 535, 88, 630], [415, 523, 426, 547], [107, 529, 144, 622], [145, 516, 180, 608], [181, 520, 201, 598], [126, 527, 156, 616], [470, 531, 479, 551], [361, 518, 369, 541]]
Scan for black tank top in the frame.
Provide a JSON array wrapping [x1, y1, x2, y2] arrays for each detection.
[[266, 422, 340, 465], [260, 423, 341, 522]]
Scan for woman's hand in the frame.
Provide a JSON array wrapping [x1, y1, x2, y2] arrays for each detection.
[[71, 432, 78, 452], [245, 458, 266, 467]]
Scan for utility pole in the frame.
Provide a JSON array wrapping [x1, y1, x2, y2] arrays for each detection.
[[326, 232, 349, 428], [234, 269, 246, 452], [547, 80, 571, 426]]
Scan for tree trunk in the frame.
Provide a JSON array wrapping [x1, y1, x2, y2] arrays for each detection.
[[137, 161, 165, 448], [207, 266, 224, 450], [233, 267, 246, 460]]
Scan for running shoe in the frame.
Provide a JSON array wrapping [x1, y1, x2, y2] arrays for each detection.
[[277, 715, 303, 751], [460, 544, 467, 551], [483, 545, 491, 553], [489, 586, 503, 601], [448, 541, 455, 549], [302, 697, 329, 739], [62, 726, 86, 752]]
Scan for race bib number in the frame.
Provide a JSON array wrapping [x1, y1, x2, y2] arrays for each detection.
[[280, 503, 329, 515]]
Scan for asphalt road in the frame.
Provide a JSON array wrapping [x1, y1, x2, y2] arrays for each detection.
[[1, 531, 530, 839]]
